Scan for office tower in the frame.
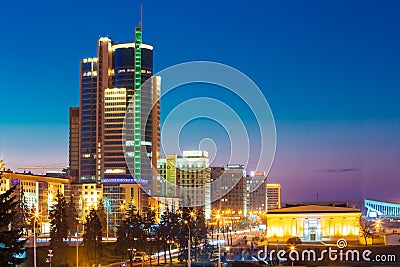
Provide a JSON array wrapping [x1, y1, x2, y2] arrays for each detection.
[[69, 107, 80, 182], [266, 183, 281, 210], [248, 172, 281, 213], [158, 150, 211, 219], [76, 24, 160, 227], [248, 172, 267, 212], [79, 34, 157, 180], [211, 165, 247, 216]]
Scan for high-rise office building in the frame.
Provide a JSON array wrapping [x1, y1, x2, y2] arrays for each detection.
[[75, 24, 160, 226], [211, 165, 247, 216], [79, 39, 157, 183]]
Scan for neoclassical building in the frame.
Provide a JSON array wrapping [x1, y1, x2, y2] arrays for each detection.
[[266, 205, 361, 242]]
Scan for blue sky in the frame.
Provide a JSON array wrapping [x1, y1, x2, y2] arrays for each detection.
[[1, 0, 400, 202]]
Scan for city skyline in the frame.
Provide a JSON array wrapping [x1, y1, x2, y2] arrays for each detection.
[[1, 0, 400, 202]]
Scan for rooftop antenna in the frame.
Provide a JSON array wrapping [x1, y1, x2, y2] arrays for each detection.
[[139, 3, 142, 29]]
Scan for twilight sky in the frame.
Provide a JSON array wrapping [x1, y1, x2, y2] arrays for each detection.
[[0, 0, 399, 202]]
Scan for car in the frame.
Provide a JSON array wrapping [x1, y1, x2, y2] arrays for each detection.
[[209, 257, 228, 267], [133, 252, 148, 262], [286, 237, 302, 245]]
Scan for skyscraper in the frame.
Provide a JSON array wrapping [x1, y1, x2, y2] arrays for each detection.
[[76, 23, 160, 223]]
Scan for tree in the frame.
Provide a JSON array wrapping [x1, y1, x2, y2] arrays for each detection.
[[0, 185, 27, 265], [12, 186, 30, 235], [360, 217, 374, 246], [49, 191, 69, 264], [65, 197, 78, 242], [83, 209, 102, 264], [192, 208, 208, 260], [116, 205, 145, 267], [159, 208, 180, 263], [143, 206, 157, 266], [97, 199, 108, 237]]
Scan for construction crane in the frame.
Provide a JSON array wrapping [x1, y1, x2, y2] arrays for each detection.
[[18, 164, 67, 171]]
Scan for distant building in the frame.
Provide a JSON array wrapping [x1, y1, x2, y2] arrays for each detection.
[[211, 165, 247, 216], [248, 173, 281, 213], [0, 171, 70, 234], [248, 173, 267, 212], [365, 199, 400, 218], [158, 150, 211, 219], [266, 205, 361, 242], [267, 183, 281, 210]]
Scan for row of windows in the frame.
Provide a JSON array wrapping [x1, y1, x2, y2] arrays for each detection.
[[105, 113, 126, 117], [105, 118, 124, 123], [105, 124, 125, 128], [105, 107, 127, 112], [105, 102, 126, 106], [104, 163, 127, 168], [104, 141, 123, 145], [105, 129, 122, 134], [104, 152, 124, 157], [105, 96, 126, 101], [104, 135, 122, 139]]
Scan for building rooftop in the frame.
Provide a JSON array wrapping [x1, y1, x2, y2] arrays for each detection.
[[267, 204, 360, 214]]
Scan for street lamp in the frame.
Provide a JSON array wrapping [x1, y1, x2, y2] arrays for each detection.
[[215, 214, 221, 267], [31, 211, 39, 267], [184, 220, 191, 267], [75, 230, 79, 267], [128, 248, 136, 267]]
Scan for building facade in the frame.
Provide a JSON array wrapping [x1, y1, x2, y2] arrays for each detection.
[[0, 171, 70, 234], [248, 172, 267, 212], [211, 165, 247, 216], [266, 205, 361, 242], [158, 150, 211, 219], [74, 25, 160, 229], [248, 174, 281, 213], [267, 183, 281, 210]]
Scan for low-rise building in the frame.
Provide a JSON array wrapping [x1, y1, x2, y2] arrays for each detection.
[[266, 205, 361, 242], [0, 171, 70, 234]]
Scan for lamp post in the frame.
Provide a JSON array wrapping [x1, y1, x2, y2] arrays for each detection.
[[31, 210, 40, 267], [184, 220, 191, 267], [128, 248, 136, 267], [33, 215, 37, 267], [215, 213, 221, 267], [75, 219, 80, 267]]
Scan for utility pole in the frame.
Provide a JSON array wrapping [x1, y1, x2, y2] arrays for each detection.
[[33, 217, 37, 267]]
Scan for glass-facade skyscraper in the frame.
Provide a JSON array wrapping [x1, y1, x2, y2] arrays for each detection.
[[78, 28, 160, 219]]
